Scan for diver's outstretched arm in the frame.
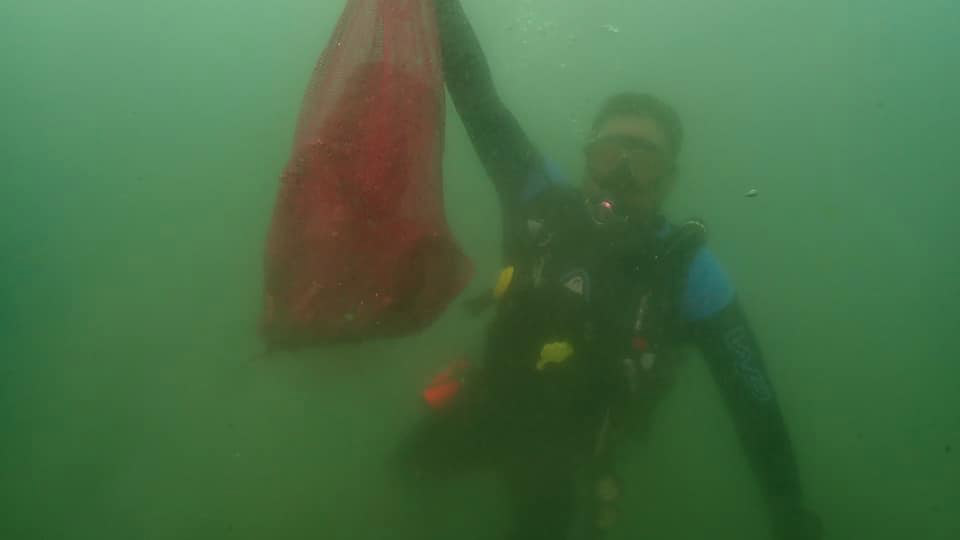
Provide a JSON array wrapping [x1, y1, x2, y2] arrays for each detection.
[[434, 0, 542, 205], [691, 300, 823, 539]]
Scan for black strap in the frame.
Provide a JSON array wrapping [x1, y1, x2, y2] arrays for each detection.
[[651, 219, 707, 336]]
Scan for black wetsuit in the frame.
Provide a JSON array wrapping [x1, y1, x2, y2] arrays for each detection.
[[399, 2, 810, 539]]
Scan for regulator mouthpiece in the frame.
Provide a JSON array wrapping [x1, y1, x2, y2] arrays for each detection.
[[588, 192, 628, 228]]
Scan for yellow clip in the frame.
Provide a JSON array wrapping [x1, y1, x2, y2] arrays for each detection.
[[536, 341, 574, 371], [493, 266, 515, 300]]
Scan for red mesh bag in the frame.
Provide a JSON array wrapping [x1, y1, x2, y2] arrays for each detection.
[[262, 0, 472, 347]]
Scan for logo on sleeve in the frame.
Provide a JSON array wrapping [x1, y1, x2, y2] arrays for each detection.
[[724, 325, 773, 401]]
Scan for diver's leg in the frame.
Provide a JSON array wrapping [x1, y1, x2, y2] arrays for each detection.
[[502, 459, 578, 540], [501, 466, 622, 540], [571, 468, 621, 540], [387, 377, 500, 540], [390, 368, 497, 482], [569, 380, 677, 538]]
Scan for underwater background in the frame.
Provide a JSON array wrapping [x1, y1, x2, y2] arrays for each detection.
[[2, 0, 958, 538]]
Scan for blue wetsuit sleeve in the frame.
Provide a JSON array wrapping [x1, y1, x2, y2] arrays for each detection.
[[680, 247, 736, 322]]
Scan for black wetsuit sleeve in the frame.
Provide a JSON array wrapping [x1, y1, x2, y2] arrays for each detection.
[[688, 300, 804, 505], [434, 0, 542, 206]]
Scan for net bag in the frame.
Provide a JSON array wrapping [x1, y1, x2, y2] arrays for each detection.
[[263, 0, 471, 347]]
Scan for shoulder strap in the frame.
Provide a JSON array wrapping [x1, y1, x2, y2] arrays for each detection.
[[651, 219, 708, 327], [659, 220, 706, 263]]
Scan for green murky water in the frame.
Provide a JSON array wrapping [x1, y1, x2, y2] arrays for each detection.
[[3, 1, 958, 538]]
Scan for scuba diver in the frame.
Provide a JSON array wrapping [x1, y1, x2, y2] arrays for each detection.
[[397, 1, 825, 539]]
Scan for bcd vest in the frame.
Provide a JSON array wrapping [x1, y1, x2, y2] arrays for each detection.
[[484, 186, 705, 423]]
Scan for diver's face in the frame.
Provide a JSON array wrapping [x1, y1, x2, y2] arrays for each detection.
[[583, 114, 675, 223]]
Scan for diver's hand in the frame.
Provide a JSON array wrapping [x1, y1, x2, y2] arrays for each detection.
[[770, 496, 824, 540]]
